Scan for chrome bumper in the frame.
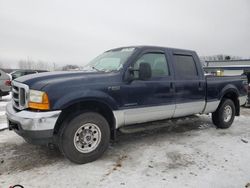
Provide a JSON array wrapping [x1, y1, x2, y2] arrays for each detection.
[[6, 102, 61, 131], [239, 95, 247, 106]]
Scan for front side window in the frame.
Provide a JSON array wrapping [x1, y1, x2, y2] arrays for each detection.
[[133, 53, 169, 78], [83, 48, 135, 72]]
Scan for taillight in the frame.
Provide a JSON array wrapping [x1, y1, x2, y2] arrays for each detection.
[[246, 83, 250, 93], [5, 80, 11, 86]]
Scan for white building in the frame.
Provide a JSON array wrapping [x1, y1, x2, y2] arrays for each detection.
[[204, 59, 250, 76]]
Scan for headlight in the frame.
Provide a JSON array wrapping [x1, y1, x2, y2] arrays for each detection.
[[28, 89, 50, 110]]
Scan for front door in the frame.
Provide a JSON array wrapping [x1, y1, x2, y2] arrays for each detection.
[[120, 49, 176, 125]]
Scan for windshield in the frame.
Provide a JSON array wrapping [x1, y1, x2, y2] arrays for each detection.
[[83, 48, 135, 72], [10, 71, 24, 79]]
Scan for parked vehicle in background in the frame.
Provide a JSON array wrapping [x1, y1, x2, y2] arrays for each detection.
[[247, 74, 250, 105], [246, 79, 250, 106], [242, 72, 250, 106], [6, 46, 248, 164], [0, 69, 11, 97], [10, 69, 48, 80]]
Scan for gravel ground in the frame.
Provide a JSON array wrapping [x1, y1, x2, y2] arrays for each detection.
[[0, 96, 250, 188]]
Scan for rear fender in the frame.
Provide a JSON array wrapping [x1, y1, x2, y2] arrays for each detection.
[[219, 85, 240, 116], [219, 84, 239, 100]]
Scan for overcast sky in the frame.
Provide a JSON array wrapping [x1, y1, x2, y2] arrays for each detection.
[[0, 0, 250, 68]]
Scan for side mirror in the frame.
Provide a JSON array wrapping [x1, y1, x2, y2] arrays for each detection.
[[124, 62, 152, 82], [139, 63, 152, 80]]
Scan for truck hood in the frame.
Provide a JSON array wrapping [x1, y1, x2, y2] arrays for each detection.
[[15, 71, 119, 90]]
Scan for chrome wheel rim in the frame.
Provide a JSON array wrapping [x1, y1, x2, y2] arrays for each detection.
[[73, 123, 101, 153], [223, 105, 232, 122]]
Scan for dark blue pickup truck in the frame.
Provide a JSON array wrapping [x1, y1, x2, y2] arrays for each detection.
[[6, 46, 248, 164]]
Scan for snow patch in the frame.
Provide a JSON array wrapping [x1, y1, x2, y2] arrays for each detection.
[[0, 123, 7, 130], [0, 111, 6, 116], [0, 96, 250, 187]]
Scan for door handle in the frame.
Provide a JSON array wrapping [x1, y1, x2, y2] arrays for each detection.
[[170, 82, 175, 92], [198, 82, 203, 91]]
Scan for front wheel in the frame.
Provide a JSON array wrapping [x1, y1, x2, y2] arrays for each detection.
[[212, 99, 235, 129], [58, 112, 110, 164]]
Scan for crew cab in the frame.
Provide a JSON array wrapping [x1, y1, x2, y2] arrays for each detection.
[[6, 46, 248, 164]]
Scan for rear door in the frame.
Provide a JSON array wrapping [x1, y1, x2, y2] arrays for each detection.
[[170, 50, 206, 117]]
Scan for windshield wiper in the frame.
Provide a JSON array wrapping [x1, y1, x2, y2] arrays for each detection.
[[92, 66, 103, 72]]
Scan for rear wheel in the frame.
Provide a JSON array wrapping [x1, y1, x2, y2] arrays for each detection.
[[212, 99, 235, 129], [58, 112, 110, 164]]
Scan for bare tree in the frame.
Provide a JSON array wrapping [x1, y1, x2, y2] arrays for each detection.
[[18, 59, 51, 70], [18, 60, 27, 69], [35, 60, 48, 70]]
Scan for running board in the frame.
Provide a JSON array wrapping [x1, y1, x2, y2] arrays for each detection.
[[119, 115, 199, 134]]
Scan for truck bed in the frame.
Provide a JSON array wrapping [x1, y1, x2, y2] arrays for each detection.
[[205, 75, 247, 103]]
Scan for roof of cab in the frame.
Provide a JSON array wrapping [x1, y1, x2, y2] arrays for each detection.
[[106, 45, 196, 54]]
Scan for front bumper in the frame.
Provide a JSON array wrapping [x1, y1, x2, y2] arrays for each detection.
[[6, 102, 61, 145]]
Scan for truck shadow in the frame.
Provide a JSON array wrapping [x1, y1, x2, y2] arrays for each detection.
[[103, 115, 214, 173], [0, 141, 63, 176]]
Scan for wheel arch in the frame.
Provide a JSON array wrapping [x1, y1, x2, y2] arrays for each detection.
[[219, 87, 240, 116], [54, 99, 117, 140]]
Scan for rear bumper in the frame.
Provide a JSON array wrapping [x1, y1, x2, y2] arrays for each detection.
[[239, 95, 248, 106], [6, 102, 61, 145], [248, 92, 250, 105], [246, 95, 250, 106]]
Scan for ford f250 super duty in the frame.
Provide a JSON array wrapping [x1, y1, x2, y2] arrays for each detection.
[[6, 46, 248, 164]]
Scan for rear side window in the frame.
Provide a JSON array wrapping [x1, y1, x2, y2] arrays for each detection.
[[173, 54, 198, 79]]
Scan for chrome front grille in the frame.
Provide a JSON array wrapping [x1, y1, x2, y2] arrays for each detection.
[[12, 81, 29, 110]]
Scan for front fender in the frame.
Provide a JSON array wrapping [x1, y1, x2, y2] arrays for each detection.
[[52, 89, 118, 110]]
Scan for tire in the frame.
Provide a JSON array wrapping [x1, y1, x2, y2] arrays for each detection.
[[212, 99, 235, 129], [58, 112, 110, 164]]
